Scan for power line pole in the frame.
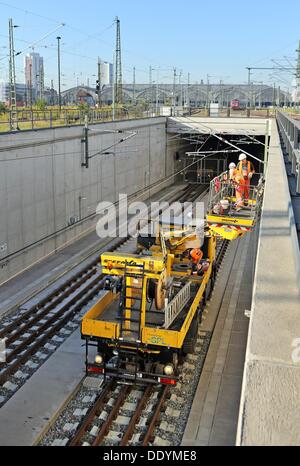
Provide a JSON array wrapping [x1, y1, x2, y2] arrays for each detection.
[[8, 18, 18, 131], [296, 40, 300, 105], [156, 68, 159, 114], [133, 66, 136, 105], [112, 52, 116, 120], [29, 63, 32, 110], [114, 16, 122, 105], [97, 57, 101, 107], [50, 79, 54, 105], [187, 72, 190, 109], [172, 67, 176, 115], [220, 79, 224, 108], [179, 70, 183, 107], [149, 65, 153, 109], [247, 67, 251, 108], [57, 36, 62, 111], [39, 62, 44, 101], [206, 74, 210, 108]]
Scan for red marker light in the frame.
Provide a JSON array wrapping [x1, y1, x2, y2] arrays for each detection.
[[158, 377, 177, 386]]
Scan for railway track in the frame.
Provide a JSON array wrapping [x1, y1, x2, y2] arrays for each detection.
[[68, 381, 170, 446], [40, 238, 230, 447], [0, 184, 208, 406]]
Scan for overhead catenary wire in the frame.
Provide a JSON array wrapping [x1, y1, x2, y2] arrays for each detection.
[[0, 1, 63, 24], [178, 116, 266, 164], [14, 23, 65, 57], [88, 131, 137, 160], [0, 23, 65, 62], [0, 2, 184, 84]]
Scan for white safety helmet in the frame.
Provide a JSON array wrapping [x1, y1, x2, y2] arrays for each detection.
[[239, 153, 247, 161], [229, 162, 236, 169]]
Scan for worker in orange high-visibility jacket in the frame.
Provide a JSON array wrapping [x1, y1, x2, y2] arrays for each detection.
[[234, 173, 246, 211], [236, 154, 255, 205]]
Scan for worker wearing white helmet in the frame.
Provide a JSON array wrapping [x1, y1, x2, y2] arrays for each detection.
[[227, 161, 244, 211], [236, 153, 255, 206], [229, 162, 237, 180]]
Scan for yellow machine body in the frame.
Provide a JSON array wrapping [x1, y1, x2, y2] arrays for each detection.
[[81, 173, 264, 384]]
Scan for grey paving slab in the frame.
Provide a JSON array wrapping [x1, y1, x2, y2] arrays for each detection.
[[223, 345, 247, 376]]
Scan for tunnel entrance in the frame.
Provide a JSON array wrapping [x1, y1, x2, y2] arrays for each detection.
[[178, 132, 266, 185]]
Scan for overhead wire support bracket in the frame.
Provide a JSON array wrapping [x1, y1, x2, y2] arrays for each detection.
[[81, 125, 137, 168]]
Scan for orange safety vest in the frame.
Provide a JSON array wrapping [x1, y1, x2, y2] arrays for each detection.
[[190, 248, 203, 264], [237, 161, 254, 177], [234, 173, 246, 193], [229, 168, 238, 180]]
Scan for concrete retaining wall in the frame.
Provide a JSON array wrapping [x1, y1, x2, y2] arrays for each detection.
[[236, 121, 300, 445], [0, 117, 185, 285]]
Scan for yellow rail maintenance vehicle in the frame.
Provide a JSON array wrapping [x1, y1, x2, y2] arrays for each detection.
[[81, 171, 264, 386]]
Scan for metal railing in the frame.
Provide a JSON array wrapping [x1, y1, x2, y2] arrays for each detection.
[[164, 282, 191, 329], [0, 107, 162, 133], [189, 107, 275, 119], [276, 111, 300, 193], [208, 171, 264, 220]]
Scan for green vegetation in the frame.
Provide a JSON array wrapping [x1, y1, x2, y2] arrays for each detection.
[[35, 99, 47, 111], [78, 102, 90, 113], [0, 103, 156, 133], [0, 102, 7, 114]]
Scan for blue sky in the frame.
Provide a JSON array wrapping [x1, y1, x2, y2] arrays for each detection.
[[0, 0, 299, 91]]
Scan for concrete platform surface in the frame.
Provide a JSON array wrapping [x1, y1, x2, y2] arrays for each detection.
[[182, 232, 254, 446], [236, 120, 300, 445]]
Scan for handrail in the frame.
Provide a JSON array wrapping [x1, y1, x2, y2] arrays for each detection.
[[207, 171, 265, 225], [276, 111, 300, 193], [164, 282, 191, 329]]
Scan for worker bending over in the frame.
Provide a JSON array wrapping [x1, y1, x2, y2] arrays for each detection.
[[182, 248, 209, 276]]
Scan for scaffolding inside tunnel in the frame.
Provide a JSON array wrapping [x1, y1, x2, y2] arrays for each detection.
[[168, 117, 269, 188]]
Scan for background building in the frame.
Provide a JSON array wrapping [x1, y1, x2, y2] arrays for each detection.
[[24, 52, 44, 103], [61, 83, 292, 107], [100, 61, 113, 85], [0, 82, 27, 106]]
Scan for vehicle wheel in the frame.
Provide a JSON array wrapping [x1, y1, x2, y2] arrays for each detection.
[[182, 315, 199, 355], [198, 303, 204, 324], [173, 263, 190, 272]]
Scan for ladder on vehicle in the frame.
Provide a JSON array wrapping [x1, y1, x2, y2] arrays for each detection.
[[116, 262, 146, 381]]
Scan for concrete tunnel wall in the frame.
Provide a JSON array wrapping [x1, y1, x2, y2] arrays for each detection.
[[0, 117, 187, 285], [236, 120, 300, 445]]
